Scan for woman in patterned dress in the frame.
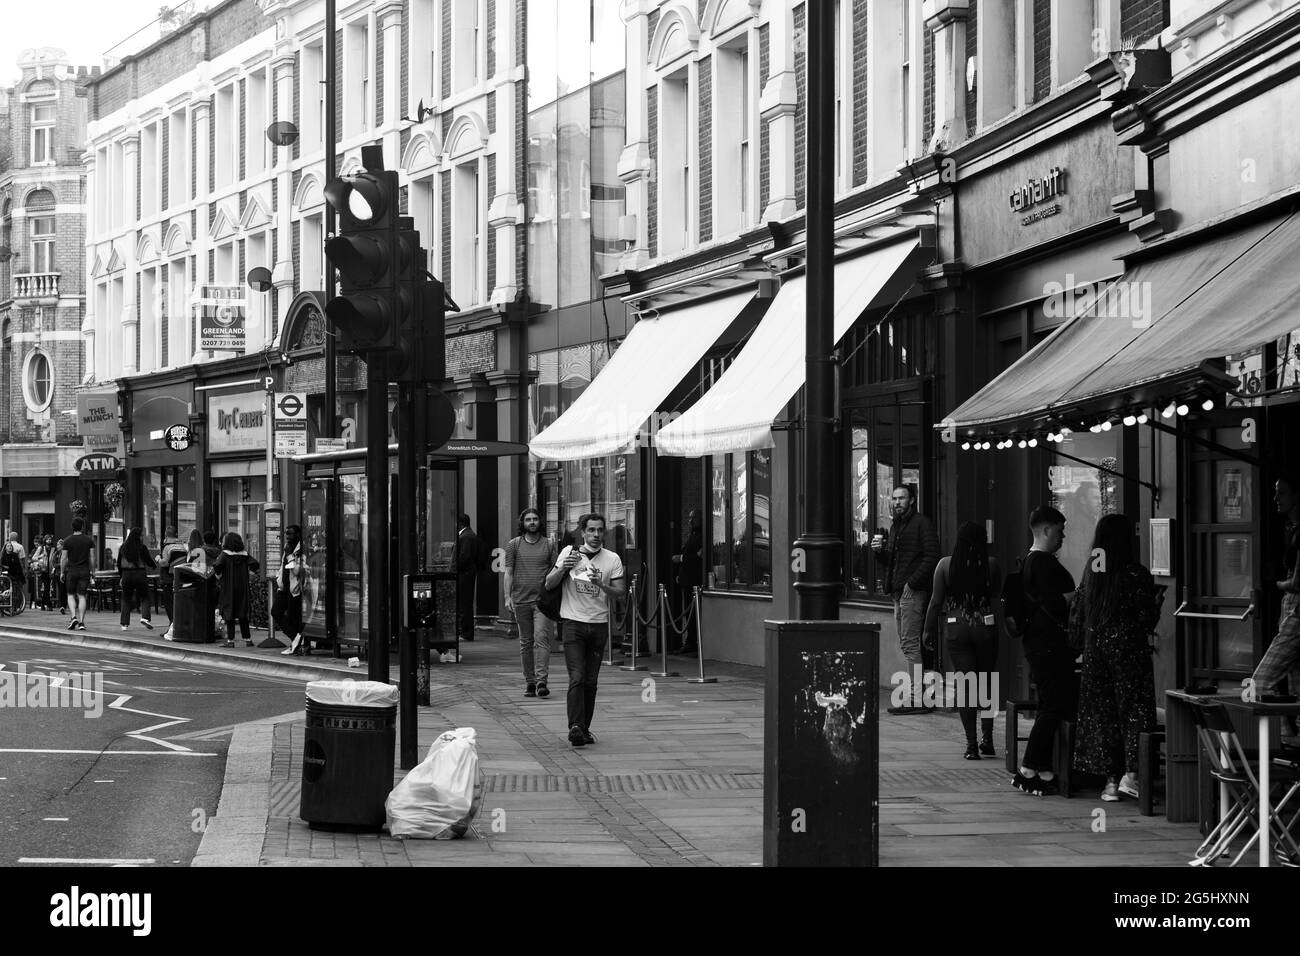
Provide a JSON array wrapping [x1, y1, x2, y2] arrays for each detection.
[[1070, 513, 1163, 802]]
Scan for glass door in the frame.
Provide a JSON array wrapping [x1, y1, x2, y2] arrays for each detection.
[[301, 478, 331, 647], [1183, 420, 1264, 682], [337, 471, 367, 648]]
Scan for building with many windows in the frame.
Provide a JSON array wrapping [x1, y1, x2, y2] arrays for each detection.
[[0, 48, 96, 546]]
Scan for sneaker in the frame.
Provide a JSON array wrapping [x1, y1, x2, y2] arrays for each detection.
[[121, 625, 129, 631], [979, 739, 996, 757], [536, 682, 550, 698], [67, 619, 79, 631], [568, 725, 586, 747], [963, 741, 980, 760], [525, 683, 537, 698], [1101, 780, 1121, 802], [142, 619, 154, 630], [1035, 777, 1061, 797], [1012, 771, 1038, 793], [1118, 773, 1139, 799], [582, 729, 596, 745]]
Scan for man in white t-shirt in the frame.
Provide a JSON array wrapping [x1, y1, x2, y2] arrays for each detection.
[[544, 512, 626, 747]]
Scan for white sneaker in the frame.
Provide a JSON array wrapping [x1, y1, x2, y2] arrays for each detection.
[[1101, 780, 1120, 801], [1118, 773, 1139, 799], [121, 625, 129, 631]]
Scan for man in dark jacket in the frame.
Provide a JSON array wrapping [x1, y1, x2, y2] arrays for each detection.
[[872, 485, 940, 713], [456, 513, 479, 642]]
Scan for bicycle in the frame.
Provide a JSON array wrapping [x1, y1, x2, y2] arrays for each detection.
[[0, 573, 26, 616]]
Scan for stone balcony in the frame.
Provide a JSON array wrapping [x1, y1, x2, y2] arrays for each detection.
[[13, 272, 60, 301]]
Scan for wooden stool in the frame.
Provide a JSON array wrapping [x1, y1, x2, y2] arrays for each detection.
[[1005, 699, 1038, 775]]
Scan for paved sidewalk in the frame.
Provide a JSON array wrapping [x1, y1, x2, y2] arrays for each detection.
[[0, 610, 1205, 866]]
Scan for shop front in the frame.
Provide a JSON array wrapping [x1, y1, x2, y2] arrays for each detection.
[[122, 374, 199, 553]]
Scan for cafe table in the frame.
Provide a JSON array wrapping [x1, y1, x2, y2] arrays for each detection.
[[1218, 695, 1300, 868]]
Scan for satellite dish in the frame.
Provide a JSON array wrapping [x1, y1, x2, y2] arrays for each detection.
[[246, 267, 273, 293], [266, 121, 299, 147]]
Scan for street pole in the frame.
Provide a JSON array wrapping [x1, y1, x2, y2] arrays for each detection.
[[324, 0, 339, 656], [793, 0, 842, 621], [366, 354, 390, 682], [398, 381, 417, 767]]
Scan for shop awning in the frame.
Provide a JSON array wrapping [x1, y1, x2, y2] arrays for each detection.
[[944, 210, 1299, 437], [527, 289, 754, 461], [656, 236, 920, 456]]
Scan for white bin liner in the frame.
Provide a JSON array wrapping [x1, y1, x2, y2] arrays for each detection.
[[385, 727, 484, 839], [305, 680, 400, 708]]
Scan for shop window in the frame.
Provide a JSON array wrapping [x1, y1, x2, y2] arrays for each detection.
[[1048, 430, 1122, 584], [706, 448, 771, 592], [847, 403, 926, 598], [22, 349, 53, 412]]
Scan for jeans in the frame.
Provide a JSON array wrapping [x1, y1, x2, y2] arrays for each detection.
[[561, 619, 608, 731], [514, 602, 554, 685], [120, 570, 152, 625], [893, 586, 927, 701], [1022, 642, 1079, 772], [1252, 592, 1300, 697]]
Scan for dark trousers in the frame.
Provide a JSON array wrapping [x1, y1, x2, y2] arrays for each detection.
[[37, 572, 52, 608], [561, 619, 608, 731], [1022, 642, 1079, 772], [273, 590, 304, 640], [457, 573, 476, 640], [225, 618, 251, 643], [120, 570, 152, 625]]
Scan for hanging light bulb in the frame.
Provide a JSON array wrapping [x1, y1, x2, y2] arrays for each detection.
[[961, 441, 971, 450], [1201, 398, 1214, 411], [1176, 403, 1189, 416], [1100, 420, 1113, 431], [1123, 414, 1137, 427], [1018, 439, 1027, 449], [1028, 438, 1038, 448], [1136, 413, 1149, 425], [980, 441, 990, 450], [1162, 402, 1176, 418], [1089, 423, 1102, 433]]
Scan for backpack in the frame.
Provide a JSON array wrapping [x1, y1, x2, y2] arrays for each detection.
[[1001, 552, 1065, 637]]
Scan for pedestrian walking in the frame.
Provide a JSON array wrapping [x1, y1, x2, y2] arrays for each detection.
[[455, 513, 480, 642], [871, 484, 940, 713], [544, 513, 626, 747], [28, 536, 42, 604], [1250, 475, 1300, 730], [504, 507, 558, 698], [275, 524, 309, 656], [52, 538, 67, 613], [923, 521, 1004, 759], [32, 536, 53, 610], [1, 538, 26, 609], [212, 532, 260, 647], [1008, 505, 1077, 797], [1070, 513, 1163, 802], [116, 526, 158, 630], [61, 517, 96, 631]]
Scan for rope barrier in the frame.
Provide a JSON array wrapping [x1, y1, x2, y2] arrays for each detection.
[[620, 577, 649, 672], [650, 584, 681, 678], [686, 586, 717, 684]]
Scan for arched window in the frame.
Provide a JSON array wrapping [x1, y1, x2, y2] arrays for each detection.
[[23, 348, 53, 413]]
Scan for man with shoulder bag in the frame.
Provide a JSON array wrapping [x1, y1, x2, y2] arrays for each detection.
[[504, 508, 559, 699]]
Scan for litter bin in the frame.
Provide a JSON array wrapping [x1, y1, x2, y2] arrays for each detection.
[[300, 680, 399, 830], [171, 566, 215, 643]]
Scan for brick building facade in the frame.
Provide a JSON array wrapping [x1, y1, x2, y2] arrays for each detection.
[[0, 47, 96, 545]]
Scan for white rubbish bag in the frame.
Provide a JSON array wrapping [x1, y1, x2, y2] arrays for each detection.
[[385, 727, 484, 839]]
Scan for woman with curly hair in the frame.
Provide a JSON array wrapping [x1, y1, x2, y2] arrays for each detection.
[[1069, 513, 1163, 802]]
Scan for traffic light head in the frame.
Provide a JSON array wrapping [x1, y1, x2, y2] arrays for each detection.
[[323, 170, 397, 232], [324, 165, 404, 353]]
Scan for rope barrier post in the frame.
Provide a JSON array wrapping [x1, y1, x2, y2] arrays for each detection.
[[603, 583, 624, 666], [686, 586, 716, 684], [620, 576, 648, 672], [650, 583, 680, 678]]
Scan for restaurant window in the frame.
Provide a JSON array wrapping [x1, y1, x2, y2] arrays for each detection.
[[847, 403, 926, 597], [706, 448, 771, 592], [1047, 430, 1122, 583]]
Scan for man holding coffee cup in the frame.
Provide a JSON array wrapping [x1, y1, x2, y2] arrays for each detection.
[[872, 485, 940, 714]]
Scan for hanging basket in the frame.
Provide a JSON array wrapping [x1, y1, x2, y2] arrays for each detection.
[[69, 499, 89, 518], [104, 482, 127, 509]]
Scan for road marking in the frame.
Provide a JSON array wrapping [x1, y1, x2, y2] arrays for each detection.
[[43, 817, 69, 821], [93, 779, 114, 783], [0, 748, 216, 757], [19, 857, 157, 865]]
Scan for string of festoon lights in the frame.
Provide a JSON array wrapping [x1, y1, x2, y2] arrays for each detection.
[[957, 396, 1218, 451]]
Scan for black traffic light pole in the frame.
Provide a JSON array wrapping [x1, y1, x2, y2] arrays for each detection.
[[324, 0, 338, 653], [367, 352, 390, 683], [793, 0, 842, 620], [398, 377, 417, 767]]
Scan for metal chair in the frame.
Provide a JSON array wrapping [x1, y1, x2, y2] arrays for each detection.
[[1188, 700, 1300, 866]]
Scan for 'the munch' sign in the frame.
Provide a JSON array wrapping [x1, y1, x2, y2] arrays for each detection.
[[77, 391, 119, 447]]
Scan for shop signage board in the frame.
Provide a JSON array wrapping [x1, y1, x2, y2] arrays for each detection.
[[274, 392, 308, 458], [314, 437, 349, 454], [163, 423, 193, 451], [77, 391, 121, 452], [75, 452, 121, 480], [198, 286, 246, 351], [207, 390, 267, 454]]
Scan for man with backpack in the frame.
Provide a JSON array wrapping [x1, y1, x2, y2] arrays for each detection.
[[504, 507, 558, 698], [1004, 505, 1078, 796]]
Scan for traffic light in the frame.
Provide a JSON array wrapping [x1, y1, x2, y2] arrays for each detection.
[[323, 157, 406, 353], [391, 275, 447, 384]]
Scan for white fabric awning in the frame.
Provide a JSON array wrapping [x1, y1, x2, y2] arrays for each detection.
[[656, 237, 919, 456], [528, 289, 753, 461]]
